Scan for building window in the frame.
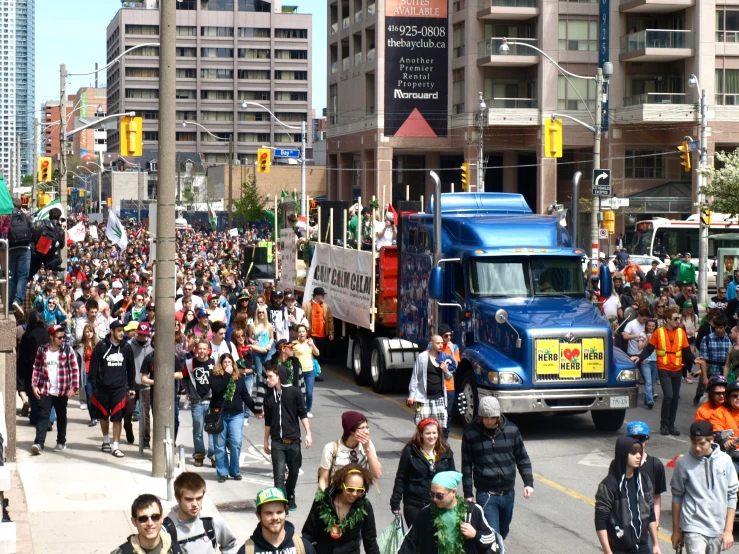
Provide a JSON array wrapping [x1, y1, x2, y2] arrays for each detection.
[[274, 112, 307, 122], [239, 27, 270, 37], [558, 19, 597, 51], [453, 23, 465, 58], [717, 10, 739, 42], [201, 131, 232, 141], [176, 47, 197, 57], [238, 48, 270, 59], [125, 67, 159, 78], [176, 110, 197, 120], [238, 0, 271, 12], [452, 0, 465, 12], [125, 25, 159, 35], [239, 90, 270, 101], [238, 70, 270, 79], [275, 91, 308, 101], [176, 26, 197, 36], [716, 68, 739, 105], [275, 71, 307, 81], [625, 149, 665, 179], [201, 26, 234, 37], [175, 89, 197, 99], [275, 28, 308, 39], [176, 68, 196, 78], [142, 110, 159, 120], [201, 0, 234, 10], [238, 112, 268, 121], [176, 0, 196, 9], [201, 68, 234, 79], [238, 132, 271, 142], [201, 90, 234, 100], [275, 50, 308, 60], [452, 68, 465, 114], [201, 110, 234, 121], [275, 133, 301, 143], [557, 75, 595, 110], [143, 131, 159, 141], [125, 88, 159, 99], [201, 48, 233, 58], [126, 45, 159, 56], [176, 132, 196, 141]]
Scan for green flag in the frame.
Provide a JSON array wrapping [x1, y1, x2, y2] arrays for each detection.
[[32, 198, 66, 221], [0, 175, 13, 215]]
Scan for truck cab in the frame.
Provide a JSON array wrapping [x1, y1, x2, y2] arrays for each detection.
[[413, 193, 637, 431]]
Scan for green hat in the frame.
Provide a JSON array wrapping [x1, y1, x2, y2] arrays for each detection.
[[255, 487, 288, 508], [684, 301, 693, 308], [431, 471, 463, 490]]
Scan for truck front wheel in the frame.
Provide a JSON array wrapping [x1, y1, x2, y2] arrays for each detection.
[[460, 372, 479, 426], [591, 409, 626, 432]]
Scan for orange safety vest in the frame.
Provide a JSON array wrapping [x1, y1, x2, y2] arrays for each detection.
[[655, 326, 686, 371]]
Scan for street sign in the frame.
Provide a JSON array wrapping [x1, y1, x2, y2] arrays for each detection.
[[599, 228, 609, 239], [600, 197, 630, 209], [274, 148, 300, 158], [592, 169, 611, 196], [688, 139, 700, 152]]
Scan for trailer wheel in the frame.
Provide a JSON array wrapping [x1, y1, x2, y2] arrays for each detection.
[[371, 339, 397, 394], [351, 332, 371, 386], [460, 372, 479, 426], [591, 409, 626, 432]]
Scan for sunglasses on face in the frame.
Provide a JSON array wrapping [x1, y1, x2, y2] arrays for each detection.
[[136, 513, 162, 524], [342, 483, 366, 495], [430, 491, 452, 500]]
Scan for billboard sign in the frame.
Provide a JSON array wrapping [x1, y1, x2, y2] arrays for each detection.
[[383, 0, 448, 138]]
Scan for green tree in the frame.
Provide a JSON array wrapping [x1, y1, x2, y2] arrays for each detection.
[[234, 171, 266, 223], [699, 148, 739, 217], [182, 186, 194, 205]]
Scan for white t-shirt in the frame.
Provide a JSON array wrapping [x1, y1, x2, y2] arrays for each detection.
[[45, 349, 61, 396], [319, 439, 375, 478], [210, 340, 237, 360], [602, 295, 621, 318], [624, 319, 645, 355]]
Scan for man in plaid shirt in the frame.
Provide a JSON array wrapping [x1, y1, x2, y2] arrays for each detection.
[[697, 314, 732, 405], [31, 324, 79, 455]]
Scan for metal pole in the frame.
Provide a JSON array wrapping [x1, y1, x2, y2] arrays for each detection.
[[300, 120, 307, 217], [138, 168, 143, 223], [60, 64, 68, 272], [430, 170, 442, 332], [697, 88, 709, 305], [228, 136, 233, 229], [477, 92, 484, 193], [97, 152, 103, 214], [31, 118, 38, 210], [16, 135, 21, 192], [152, 0, 176, 479], [570, 171, 582, 248], [589, 67, 603, 276]]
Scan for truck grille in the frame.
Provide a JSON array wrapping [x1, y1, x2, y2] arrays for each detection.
[[532, 336, 607, 384]]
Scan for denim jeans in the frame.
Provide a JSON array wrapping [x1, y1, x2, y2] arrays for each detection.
[[658, 369, 682, 428], [243, 373, 254, 421], [8, 247, 30, 306], [85, 381, 95, 421], [641, 360, 657, 405], [29, 395, 56, 426], [271, 441, 302, 500], [444, 389, 456, 438], [476, 490, 515, 539], [303, 369, 315, 412], [191, 401, 214, 457], [683, 532, 722, 554], [254, 352, 269, 382], [214, 412, 244, 477], [34, 395, 68, 449]]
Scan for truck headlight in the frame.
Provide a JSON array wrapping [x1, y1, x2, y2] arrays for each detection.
[[488, 371, 523, 385], [617, 370, 636, 381]]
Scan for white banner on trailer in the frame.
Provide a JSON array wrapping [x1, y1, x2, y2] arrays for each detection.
[[304, 243, 373, 329], [280, 228, 298, 291]]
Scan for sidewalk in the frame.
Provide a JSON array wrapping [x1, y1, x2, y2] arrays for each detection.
[[13, 396, 269, 554]]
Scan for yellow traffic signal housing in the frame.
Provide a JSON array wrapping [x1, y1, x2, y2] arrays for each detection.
[[37, 193, 50, 208], [602, 210, 615, 234], [701, 206, 712, 226], [544, 118, 563, 158], [120, 116, 143, 157], [107, 198, 112, 207], [460, 162, 470, 190], [257, 148, 271, 173], [38, 156, 52, 182], [678, 140, 691, 172]]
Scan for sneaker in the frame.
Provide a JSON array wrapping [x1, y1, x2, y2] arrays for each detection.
[[669, 426, 681, 436], [654, 393, 658, 399], [243, 419, 249, 427], [20, 402, 29, 417], [685, 376, 694, 384], [132, 415, 139, 422], [31, 444, 42, 455], [79, 403, 87, 410], [143, 440, 150, 449], [693, 394, 701, 406], [660, 425, 670, 436], [88, 419, 98, 427], [53, 443, 66, 452], [11, 302, 23, 318], [218, 475, 228, 483], [288, 498, 297, 511], [647, 402, 654, 410], [307, 412, 313, 418], [125, 426, 134, 445]]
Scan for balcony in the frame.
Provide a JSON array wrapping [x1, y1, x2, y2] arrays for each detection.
[[355, 10, 363, 22], [622, 92, 687, 106], [487, 97, 540, 125], [331, 22, 338, 34], [477, 0, 539, 19], [331, 61, 338, 74], [354, 52, 362, 66], [367, 48, 376, 60], [367, 3, 376, 15], [619, 0, 693, 13], [342, 17, 351, 29], [477, 38, 539, 66], [342, 57, 350, 71], [619, 29, 693, 62], [613, 92, 695, 124], [716, 32, 739, 57]]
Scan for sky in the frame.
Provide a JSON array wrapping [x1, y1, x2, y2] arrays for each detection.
[[35, 0, 327, 113]]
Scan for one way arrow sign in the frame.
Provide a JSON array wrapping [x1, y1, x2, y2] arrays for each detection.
[[592, 169, 611, 197]]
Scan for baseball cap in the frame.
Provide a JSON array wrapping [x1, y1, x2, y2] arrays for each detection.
[[626, 421, 650, 439], [137, 321, 152, 337], [147, 301, 155, 309], [81, 280, 91, 290], [112, 281, 123, 289], [48, 324, 64, 337], [689, 420, 713, 438], [137, 287, 147, 296], [273, 290, 284, 298], [197, 309, 208, 318], [255, 487, 288, 509], [284, 293, 295, 301], [313, 287, 327, 297], [110, 320, 125, 331]]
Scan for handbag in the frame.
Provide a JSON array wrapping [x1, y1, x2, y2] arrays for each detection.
[[204, 408, 224, 434], [313, 358, 321, 377]]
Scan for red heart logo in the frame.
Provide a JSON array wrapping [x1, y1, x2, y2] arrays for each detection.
[[571, 349, 580, 359], [563, 348, 573, 361]]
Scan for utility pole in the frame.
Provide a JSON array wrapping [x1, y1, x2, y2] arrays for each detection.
[[301, 120, 307, 216], [589, 67, 604, 275], [32, 117, 38, 209], [60, 63, 68, 271], [16, 134, 21, 192], [697, 85, 708, 305], [97, 152, 103, 214], [138, 168, 144, 223], [477, 92, 487, 193], [228, 135, 233, 229]]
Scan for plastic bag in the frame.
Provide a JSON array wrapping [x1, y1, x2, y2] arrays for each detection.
[[378, 514, 405, 554]]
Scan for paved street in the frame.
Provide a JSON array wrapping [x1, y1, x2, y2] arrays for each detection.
[[12, 361, 739, 553]]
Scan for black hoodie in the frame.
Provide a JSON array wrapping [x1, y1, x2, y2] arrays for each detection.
[[89, 336, 136, 390], [595, 436, 655, 552], [236, 520, 316, 554]]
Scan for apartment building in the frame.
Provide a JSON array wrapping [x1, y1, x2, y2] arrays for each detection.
[[105, 0, 312, 168], [16, 0, 34, 179], [327, 0, 739, 240]]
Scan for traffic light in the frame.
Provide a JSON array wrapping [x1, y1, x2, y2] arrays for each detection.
[[120, 116, 143, 157], [544, 118, 563, 158], [257, 148, 271, 173], [79, 189, 85, 197], [460, 162, 470, 190], [107, 198, 112, 207], [678, 140, 691, 172], [37, 192, 50, 208], [602, 210, 615, 234], [21, 196, 29, 209], [701, 205, 712, 226], [38, 156, 52, 182]]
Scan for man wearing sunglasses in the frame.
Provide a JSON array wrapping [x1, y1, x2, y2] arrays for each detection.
[[113, 494, 180, 554], [694, 376, 737, 434]]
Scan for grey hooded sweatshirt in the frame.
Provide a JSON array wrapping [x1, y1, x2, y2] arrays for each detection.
[[124, 337, 153, 389], [670, 442, 739, 537], [165, 505, 239, 554]]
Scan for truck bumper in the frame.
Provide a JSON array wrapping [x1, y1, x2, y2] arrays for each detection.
[[478, 386, 637, 413]]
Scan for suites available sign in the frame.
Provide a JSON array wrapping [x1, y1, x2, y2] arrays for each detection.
[[383, 0, 448, 138]]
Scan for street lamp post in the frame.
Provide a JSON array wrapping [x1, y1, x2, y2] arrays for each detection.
[[689, 73, 709, 305], [499, 39, 611, 271], [241, 101, 307, 217], [477, 93, 487, 193]]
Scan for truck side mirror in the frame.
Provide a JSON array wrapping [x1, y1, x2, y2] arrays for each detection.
[[599, 263, 612, 297], [429, 266, 443, 299], [494, 309, 522, 349]]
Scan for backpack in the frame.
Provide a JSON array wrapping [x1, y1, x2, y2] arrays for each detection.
[[317, 441, 339, 481], [119, 537, 182, 554], [243, 533, 306, 554], [162, 516, 217, 551], [34, 221, 58, 256], [8, 210, 32, 247]]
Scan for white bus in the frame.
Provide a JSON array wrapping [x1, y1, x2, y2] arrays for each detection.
[[626, 215, 739, 259]]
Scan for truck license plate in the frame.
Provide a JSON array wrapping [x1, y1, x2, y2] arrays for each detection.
[[610, 396, 629, 408]]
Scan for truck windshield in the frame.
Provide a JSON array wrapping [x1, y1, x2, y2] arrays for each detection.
[[469, 258, 585, 298]]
